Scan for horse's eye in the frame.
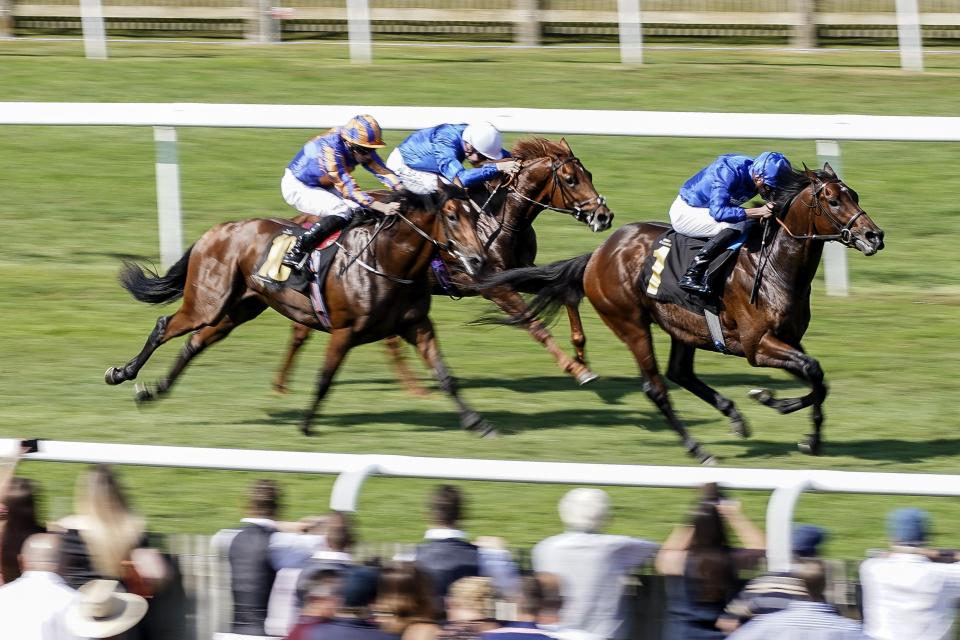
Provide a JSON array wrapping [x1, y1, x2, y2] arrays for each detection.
[[828, 199, 839, 207], [447, 213, 457, 222], [565, 176, 577, 187]]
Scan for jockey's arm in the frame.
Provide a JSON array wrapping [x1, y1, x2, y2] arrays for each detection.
[[433, 128, 500, 187], [361, 150, 404, 191], [321, 147, 375, 207], [709, 165, 749, 223]]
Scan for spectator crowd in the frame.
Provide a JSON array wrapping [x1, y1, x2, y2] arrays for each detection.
[[3, 442, 960, 640]]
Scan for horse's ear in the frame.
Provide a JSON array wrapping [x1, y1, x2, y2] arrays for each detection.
[[801, 162, 818, 180], [559, 137, 572, 153], [823, 161, 838, 178]]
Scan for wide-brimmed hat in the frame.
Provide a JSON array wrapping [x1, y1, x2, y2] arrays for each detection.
[[65, 579, 148, 639]]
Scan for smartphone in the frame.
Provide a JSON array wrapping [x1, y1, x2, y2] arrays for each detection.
[[20, 438, 40, 454]]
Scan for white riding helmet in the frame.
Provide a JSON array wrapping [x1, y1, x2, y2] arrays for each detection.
[[462, 122, 506, 160]]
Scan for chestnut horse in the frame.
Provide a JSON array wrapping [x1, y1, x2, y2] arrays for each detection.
[[104, 186, 493, 436], [481, 164, 884, 463], [272, 138, 614, 395]]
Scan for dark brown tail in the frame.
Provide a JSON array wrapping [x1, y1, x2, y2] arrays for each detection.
[[119, 246, 193, 305], [477, 253, 592, 326]]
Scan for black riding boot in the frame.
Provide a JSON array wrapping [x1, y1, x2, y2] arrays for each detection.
[[678, 227, 741, 296], [282, 215, 349, 269]]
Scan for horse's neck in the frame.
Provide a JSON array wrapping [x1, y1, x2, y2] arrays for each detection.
[[370, 215, 436, 276], [480, 162, 550, 251], [761, 212, 826, 295]]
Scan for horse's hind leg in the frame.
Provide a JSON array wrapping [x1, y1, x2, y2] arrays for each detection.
[[565, 304, 588, 366], [667, 338, 751, 438], [598, 312, 715, 464], [383, 335, 431, 397], [401, 318, 496, 438], [300, 327, 353, 436], [135, 294, 268, 403], [104, 308, 209, 386], [747, 337, 828, 455], [273, 322, 313, 394]]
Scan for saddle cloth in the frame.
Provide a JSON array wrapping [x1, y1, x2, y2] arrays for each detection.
[[640, 229, 744, 315]]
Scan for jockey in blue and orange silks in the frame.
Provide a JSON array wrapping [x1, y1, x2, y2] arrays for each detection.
[[670, 151, 793, 296], [281, 114, 405, 269]]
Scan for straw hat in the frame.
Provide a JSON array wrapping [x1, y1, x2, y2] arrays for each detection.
[[65, 580, 148, 639]]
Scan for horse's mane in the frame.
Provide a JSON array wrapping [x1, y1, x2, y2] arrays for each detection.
[[768, 167, 833, 215], [343, 187, 462, 232], [511, 137, 568, 160]]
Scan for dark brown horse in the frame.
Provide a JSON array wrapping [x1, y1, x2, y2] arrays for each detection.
[[104, 186, 493, 436], [481, 164, 884, 463], [272, 138, 614, 395]]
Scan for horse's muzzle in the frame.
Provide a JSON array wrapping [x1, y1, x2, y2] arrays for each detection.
[[588, 206, 614, 233]]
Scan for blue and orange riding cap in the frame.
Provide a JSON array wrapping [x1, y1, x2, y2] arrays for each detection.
[[750, 151, 792, 189], [341, 114, 386, 148]]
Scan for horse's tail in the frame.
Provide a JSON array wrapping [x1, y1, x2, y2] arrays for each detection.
[[119, 245, 194, 305], [478, 252, 592, 326]]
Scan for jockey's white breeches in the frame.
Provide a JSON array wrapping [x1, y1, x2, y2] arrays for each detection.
[[281, 168, 361, 219], [668, 195, 749, 238], [386, 148, 444, 195]]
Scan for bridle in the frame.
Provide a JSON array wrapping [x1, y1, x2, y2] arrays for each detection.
[[772, 178, 864, 246], [478, 155, 607, 224]]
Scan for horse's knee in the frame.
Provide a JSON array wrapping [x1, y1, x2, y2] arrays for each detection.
[[800, 355, 824, 382]]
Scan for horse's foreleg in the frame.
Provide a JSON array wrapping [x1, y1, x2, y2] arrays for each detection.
[[401, 318, 496, 438], [136, 295, 268, 403], [384, 335, 431, 397], [748, 336, 828, 455], [599, 313, 715, 464], [487, 288, 596, 385], [667, 338, 751, 438], [301, 327, 353, 436], [565, 304, 588, 366], [104, 309, 204, 386], [273, 322, 313, 394]]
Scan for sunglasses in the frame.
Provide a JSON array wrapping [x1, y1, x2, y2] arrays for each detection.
[[350, 145, 373, 156]]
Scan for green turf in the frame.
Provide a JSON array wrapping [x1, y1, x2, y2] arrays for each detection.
[[1, 41, 959, 561]]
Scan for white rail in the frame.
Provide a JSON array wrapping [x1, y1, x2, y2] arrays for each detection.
[[8, 439, 960, 573]]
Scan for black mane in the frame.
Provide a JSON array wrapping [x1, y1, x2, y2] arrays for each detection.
[[769, 167, 835, 215]]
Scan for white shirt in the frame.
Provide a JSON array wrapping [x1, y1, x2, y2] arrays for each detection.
[[860, 552, 960, 640], [241, 518, 324, 570], [0, 571, 80, 640], [532, 531, 659, 640], [421, 528, 521, 598]]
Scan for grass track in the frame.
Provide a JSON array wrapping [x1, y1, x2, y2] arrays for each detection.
[[1, 41, 959, 560]]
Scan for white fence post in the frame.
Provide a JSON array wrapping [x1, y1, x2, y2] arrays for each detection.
[[330, 457, 381, 512], [816, 139, 849, 297], [616, 0, 643, 65], [895, 0, 924, 72], [346, 0, 372, 64], [765, 480, 812, 572], [154, 126, 183, 271], [79, 0, 108, 60]]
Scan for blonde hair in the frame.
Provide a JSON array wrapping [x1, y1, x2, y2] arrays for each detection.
[[75, 465, 145, 578], [447, 577, 496, 618]]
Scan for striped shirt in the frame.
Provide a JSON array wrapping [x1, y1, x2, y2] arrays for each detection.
[[287, 128, 401, 206], [728, 601, 867, 639]]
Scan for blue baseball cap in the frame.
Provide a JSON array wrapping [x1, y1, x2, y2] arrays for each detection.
[[750, 151, 792, 189], [887, 508, 929, 546], [792, 524, 827, 558]]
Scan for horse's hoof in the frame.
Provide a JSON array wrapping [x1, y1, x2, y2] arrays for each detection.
[[730, 417, 751, 439], [748, 388, 773, 405], [300, 423, 313, 437], [700, 454, 719, 466], [272, 382, 289, 395], [576, 369, 599, 385], [798, 435, 822, 456], [105, 367, 124, 386], [461, 411, 494, 435], [133, 383, 155, 405], [475, 423, 499, 439]]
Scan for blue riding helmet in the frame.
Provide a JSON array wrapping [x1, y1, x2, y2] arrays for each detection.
[[750, 151, 792, 189]]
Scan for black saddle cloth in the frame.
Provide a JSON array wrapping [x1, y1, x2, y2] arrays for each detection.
[[639, 229, 744, 315]]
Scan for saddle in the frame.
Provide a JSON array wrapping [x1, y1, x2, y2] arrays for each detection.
[[640, 229, 745, 315], [254, 224, 342, 327]]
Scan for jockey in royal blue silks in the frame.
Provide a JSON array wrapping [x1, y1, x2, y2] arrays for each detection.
[[670, 151, 793, 296], [281, 114, 405, 270], [385, 121, 520, 194]]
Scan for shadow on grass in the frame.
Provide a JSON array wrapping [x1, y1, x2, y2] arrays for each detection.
[[730, 438, 960, 463]]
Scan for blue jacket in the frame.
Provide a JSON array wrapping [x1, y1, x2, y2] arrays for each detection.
[[398, 124, 507, 188], [678, 154, 759, 223]]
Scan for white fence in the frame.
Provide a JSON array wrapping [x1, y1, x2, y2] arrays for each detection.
[[5, 102, 959, 292], [7, 438, 960, 575]]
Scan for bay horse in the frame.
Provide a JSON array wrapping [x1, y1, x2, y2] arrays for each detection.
[[272, 137, 614, 395], [103, 186, 494, 436], [480, 164, 884, 463]]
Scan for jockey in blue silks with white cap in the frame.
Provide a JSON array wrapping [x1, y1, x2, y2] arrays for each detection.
[[386, 121, 520, 194], [670, 151, 793, 296]]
